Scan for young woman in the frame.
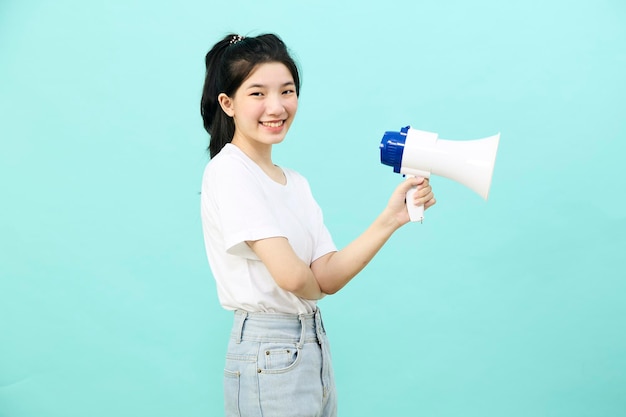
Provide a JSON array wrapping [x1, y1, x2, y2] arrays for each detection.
[[200, 33, 435, 417]]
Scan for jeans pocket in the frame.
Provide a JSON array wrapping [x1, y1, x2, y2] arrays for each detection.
[[223, 368, 241, 417], [260, 343, 300, 373]]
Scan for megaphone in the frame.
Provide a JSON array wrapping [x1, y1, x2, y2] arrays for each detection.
[[380, 126, 500, 222]]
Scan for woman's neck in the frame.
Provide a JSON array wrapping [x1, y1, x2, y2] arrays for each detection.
[[231, 139, 286, 185], [232, 137, 272, 166]]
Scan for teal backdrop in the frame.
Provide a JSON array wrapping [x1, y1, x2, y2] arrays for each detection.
[[1, 0, 625, 416]]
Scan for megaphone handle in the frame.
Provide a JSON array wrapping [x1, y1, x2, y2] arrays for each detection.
[[406, 183, 425, 223]]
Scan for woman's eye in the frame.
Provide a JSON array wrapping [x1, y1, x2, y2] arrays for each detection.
[[250, 92, 263, 97], [282, 89, 295, 95]]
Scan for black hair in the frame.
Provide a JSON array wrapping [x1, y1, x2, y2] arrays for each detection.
[[200, 33, 301, 158]]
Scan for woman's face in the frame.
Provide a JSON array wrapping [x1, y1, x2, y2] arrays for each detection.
[[219, 62, 298, 151]]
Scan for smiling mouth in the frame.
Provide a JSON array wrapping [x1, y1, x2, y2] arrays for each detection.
[[260, 120, 285, 128]]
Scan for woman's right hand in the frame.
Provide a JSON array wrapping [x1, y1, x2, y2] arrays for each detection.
[[384, 177, 436, 227]]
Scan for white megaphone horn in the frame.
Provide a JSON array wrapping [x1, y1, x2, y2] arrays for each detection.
[[380, 126, 500, 222]]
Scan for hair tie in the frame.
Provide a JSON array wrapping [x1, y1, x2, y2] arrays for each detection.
[[229, 35, 245, 45]]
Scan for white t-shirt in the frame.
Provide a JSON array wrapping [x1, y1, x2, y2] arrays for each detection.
[[200, 144, 337, 314]]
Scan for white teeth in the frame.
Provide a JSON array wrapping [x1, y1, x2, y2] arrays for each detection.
[[261, 121, 284, 128]]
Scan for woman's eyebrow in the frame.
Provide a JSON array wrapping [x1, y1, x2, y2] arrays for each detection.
[[246, 81, 295, 89]]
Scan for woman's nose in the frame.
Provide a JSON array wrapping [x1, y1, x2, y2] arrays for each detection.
[[265, 94, 285, 115]]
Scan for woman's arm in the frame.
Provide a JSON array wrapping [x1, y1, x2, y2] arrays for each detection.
[[311, 177, 435, 294], [246, 177, 434, 300], [247, 237, 324, 300]]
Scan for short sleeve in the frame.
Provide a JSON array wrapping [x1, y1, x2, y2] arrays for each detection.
[[291, 171, 337, 262], [310, 194, 337, 262], [206, 156, 285, 259]]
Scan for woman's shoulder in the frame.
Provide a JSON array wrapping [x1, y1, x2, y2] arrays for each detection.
[[202, 146, 262, 194], [282, 167, 318, 199], [282, 166, 309, 184], [205, 144, 253, 175]]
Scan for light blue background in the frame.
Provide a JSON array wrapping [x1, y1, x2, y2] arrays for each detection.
[[1, 0, 625, 416]]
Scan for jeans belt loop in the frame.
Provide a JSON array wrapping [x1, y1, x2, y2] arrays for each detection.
[[235, 310, 247, 344]]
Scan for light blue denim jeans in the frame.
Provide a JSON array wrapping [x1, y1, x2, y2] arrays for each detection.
[[224, 309, 337, 417]]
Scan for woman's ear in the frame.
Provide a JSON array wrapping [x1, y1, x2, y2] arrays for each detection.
[[218, 93, 235, 117]]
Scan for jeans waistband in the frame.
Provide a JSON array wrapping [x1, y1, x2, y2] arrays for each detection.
[[231, 309, 326, 348]]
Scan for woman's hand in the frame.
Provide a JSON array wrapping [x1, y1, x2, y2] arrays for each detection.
[[385, 176, 436, 226]]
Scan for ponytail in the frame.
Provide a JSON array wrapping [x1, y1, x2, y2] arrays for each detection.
[[200, 35, 234, 158]]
